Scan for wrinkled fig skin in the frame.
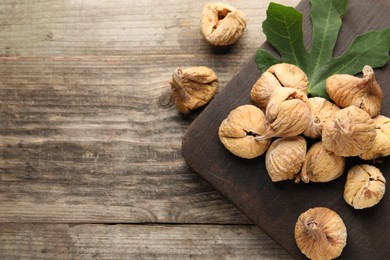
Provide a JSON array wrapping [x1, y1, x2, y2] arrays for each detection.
[[299, 142, 345, 183], [200, 3, 246, 46], [256, 87, 311, 140], [250, 63, 308, 110], [265, 136, 306, 182], [170, 66, 218, 114], [250, 71, 281, 110], [303, 97, 340, 139], [295, 207, 347, 260], [326, 65, 383, 117], [267, 63, 309, 95], [218, 105, 270, 159], [344, 164, 386, 209], [322, 106, 376, 157], [359, 115, 390, 160]]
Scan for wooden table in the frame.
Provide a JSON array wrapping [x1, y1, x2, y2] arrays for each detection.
[[0, 0, 298, 258]]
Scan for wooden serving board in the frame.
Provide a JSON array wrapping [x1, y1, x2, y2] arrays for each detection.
[[182, 0, 390, 259]]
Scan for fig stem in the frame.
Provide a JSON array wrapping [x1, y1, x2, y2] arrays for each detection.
[[305, 219, 327, 242]]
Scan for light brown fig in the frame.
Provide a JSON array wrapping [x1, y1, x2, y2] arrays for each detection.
[[322, 106, 376, 157], [344, 164, 386, 209], [265, 136, 306, 182], [218, 105, 270, 159], [250, 71, 281, 110], [250, 63, 308, 110], [255, 87, 311, 140], [170, 66, 218, 114], [298, 141, 345, 183], [326, 65, 383, 117], [295, 207, 347, 260], [267, 63, 309, 94], [200, 2, 246, 46], [359, 115, 390, 160], [303, 97, 340, 139]]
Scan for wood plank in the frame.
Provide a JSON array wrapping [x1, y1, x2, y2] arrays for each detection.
[[182, 0, 390, 259], [0, 55, 257, 224], [0, 223, 293, 259], [0, 0, 297, 57]]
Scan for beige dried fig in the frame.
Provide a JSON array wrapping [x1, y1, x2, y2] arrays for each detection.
[[344, 164, 386, 209], [322, 106, 376, 157], [298, 141, 345, 183], [326, 65, 383, 117], [303, 97, 340, 139], [200, 3, 246, 46], [250, 63, 308, 110], [265, 136, 306, 182], [218, 105, 270, 159], [170, 66, 218, 114], [267, 63, 309, 94], [359, 115, 390, 160], [255, 87, 311, 140], [250, 71, 281, 110], [295, 207, 347, 260]]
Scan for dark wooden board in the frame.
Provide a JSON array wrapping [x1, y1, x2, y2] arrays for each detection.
[[182, 0, 390, 259]]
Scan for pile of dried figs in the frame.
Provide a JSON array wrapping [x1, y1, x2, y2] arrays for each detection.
[[219, 63, 388, 207], [218, 62, 388, 259]]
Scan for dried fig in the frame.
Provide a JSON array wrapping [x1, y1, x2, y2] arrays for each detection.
[[265, 136, 306, 182], [267, 63, 309, 94], [170, 66, 218, 114], [298, 141, 345, 183], [200, 3, 246, 46], [250, 63, 308, 110], [255, 87, 311, 140], [322, 106, 376, 157], [295, 207, 347, 260], [344, 164, 386, 209], [303, 97, 340, 139], [250, 71, 281, 110], [218, 105, 270, 159], [359, 115, 390, 160], [326, 65, 383, 117]]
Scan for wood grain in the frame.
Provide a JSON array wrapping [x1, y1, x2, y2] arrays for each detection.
[[0, 224, 293, 259], [0, 0, 301, 259], [0, 0, 297, 57], [0, 55, 256, 224], [182, 0, 390, 259]]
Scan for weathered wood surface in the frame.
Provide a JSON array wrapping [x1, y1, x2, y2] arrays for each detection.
[[0, 0, 298, 258], [0, 224, 293, 259]]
